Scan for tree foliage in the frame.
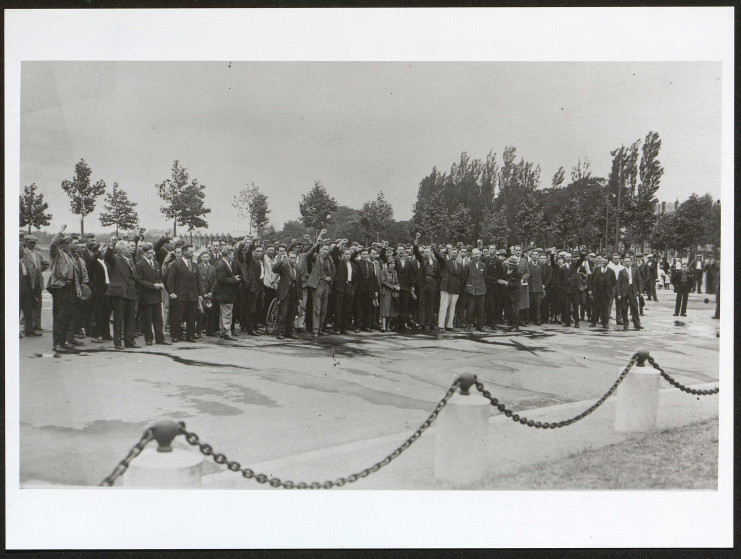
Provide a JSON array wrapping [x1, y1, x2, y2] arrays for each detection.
[[60, 159, 106, 235], [233, 183, 271, 235], [359, 191, 394, 241], [19, 183, 52, 233], [99, 182, 139, 236], [299, 180, 338, 235], [156, 160, 211, 236]]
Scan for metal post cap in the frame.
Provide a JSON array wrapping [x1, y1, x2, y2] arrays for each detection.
[[457, 373, 477, 395], [151, 419, 181, 453], [635, 349, 650, 367]]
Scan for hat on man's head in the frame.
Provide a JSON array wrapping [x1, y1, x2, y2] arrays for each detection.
[[588, 252, 596, 258], [140, 243, 153, 252], [496, 249, 507, 256], [506, 255, 519, 266], [612, 253, 620, 258], [456, 242, 464, 247], [24, 234, 38, 242], [533, 247, 543, 253], [289, 239, 304, 250], [70, 233, 80, 240], [647, 254, 654, 258], [59, 235, 73, 244], [635, 253, 644, 258]]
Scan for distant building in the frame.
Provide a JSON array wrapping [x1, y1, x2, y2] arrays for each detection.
[[654, 200, 679, 215]]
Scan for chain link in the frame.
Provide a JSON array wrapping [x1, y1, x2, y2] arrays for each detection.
[[177, 380, 460, 489], [647, 356, 720, 396], [474, 353, 640, 429], [99, 429, 154, 486]]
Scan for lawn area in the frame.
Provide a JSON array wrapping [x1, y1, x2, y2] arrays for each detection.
[[487, 419, 719, 490]]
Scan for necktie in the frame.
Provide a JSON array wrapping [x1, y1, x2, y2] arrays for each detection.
[[290, 265, 296, 281]]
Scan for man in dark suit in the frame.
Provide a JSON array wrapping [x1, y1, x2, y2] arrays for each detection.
[[412, 233, 441, 331], [616, 255, 643, 330], [134, 244, 170, 346], [393, 246, 417, 331], [645, 254, 659, 301], [213, 246, 240, 340], [166, 244, 201, 342], [104, 238, 140, 350], [462, 248, 487, 331], [196, 252, 217, 337], [589, 254, 617, 328], [527, 249, 546, 326], [330, 242, 359, 335], [272, 251, 302, 339], [562, 248, 587, 328], [352, 247, 379, 333], [239, 238, 266, 336], [499, 255, 523, 331], [671, 262, 695, 317], [433, 244, 462, 332]]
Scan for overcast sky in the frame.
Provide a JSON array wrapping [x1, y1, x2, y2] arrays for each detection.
[[21, 61, 721, 234]]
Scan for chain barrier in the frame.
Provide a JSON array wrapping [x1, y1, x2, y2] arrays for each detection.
[[473, 353, 640, 429], [177, 379, 461, 489], [647, 356, 720, 396], [99, 428, 154, 487]]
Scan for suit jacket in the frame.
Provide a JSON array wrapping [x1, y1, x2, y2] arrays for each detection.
[[22, 247, 49, 290], [240, 241, 266, 294], [590, 266, 617, 296], [104, 249, 138, 300], [563, 254, 587, 294], [413, 244, 441, 291], [272, 260, 302, 302], [197, 262, 216, 297], [433, 247, 462, 295], [307, 246, 336, 290], [354, 257, 379, 294], [135, 257, 164, 305], [331, 247, 359, 294], [527, 261, 545, 294], [616, 265, 642, 298], [462, 260, 487, 296], [166, 257, 201, 302], [394, 257, 416, 291], [670, 269, 695, 291], [484, 257, 505, 289], [88, 249, 110, 296], [213, 258, 239, 304], [503, 266, 523, 296]]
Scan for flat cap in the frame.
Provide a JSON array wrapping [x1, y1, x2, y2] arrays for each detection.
[[506, 255, 519, 265], [24, 234, 38, 242]]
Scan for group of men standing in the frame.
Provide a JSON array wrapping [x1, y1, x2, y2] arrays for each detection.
[[21, 223, 720, 350]]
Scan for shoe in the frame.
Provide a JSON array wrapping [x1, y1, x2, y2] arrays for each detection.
[[574, 323, 579, 328], [91, 337, 103, 343], [364, 328, 373, 332], [146, 341, 153, 346], [185, 338, 197, 343], [623, 325, 629, 331], [477, 327, 485, 332], [34, 327, 45, 332], [74, 333, 84, 339], [223, 334, 238, 341], [27, 331, 42, 337], [102, 336, 114, 341], [589, 323, 597, 328], [673, 313, 678, 316], [285, 334, 294, 339], [380, 328, 387, 333], [354, 328, 360, 333], [445, 327, 453, 332], [680, 313, 687, 317], [69, 338, 85, 346], [248, 331, 259, 337], [125, 343, 142, 348], [313, 332, 319, 338], [156, 340, 173, 345], [277, 334, 285, 340], [171, 338, 179, 343], [635, 325, 643, 330], [114, 344, 125, 350]]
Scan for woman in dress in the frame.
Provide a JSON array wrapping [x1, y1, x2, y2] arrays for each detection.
[[380, 259, 400, 332]]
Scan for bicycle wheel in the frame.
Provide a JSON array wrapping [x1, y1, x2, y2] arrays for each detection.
[[266, 298, 280, 334]]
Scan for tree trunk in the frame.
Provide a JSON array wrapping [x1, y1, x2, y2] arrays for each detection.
[[28, 224, 32, 234], [116, 228, 119, 238], [173, 221, 177, 237], [81, 216, 85, 236]]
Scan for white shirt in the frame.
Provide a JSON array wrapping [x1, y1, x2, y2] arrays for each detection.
[[259, 260, 264, 281], [625, 265, 633, 285], [263, 255, 278, 287], [346, 261, 353, 282], [97, 257, 111, 284]]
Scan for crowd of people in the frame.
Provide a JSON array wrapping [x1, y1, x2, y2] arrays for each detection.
[[19, 225, 720, 353]]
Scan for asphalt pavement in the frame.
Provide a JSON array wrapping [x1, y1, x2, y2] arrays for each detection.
[[18, 288, 720, 488]]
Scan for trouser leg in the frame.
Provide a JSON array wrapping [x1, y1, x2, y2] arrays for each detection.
[[219, 303, 233, 334], [140, 302, 154, 343]]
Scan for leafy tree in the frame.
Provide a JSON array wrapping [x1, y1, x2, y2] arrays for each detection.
[[549, 204, 581, 249], [623, 131, 663, 251], [299, 180, 338, 237], [60, 159, 106, 235], [448, 204, 473, 243], [494, 146, 541, 241], [513, 192, 546, 247], [99, 182, 139, 237], [551, 166, 565, 188], [359, 191, 394, 242], [650, 212, 677, 254], [411, 189, 449, 243], [481, 209, 510, 248], [19, 183, 52, 233], [672, 193, 713, 257], [233, 183, 271, 235], [156, 160, 211, 237]]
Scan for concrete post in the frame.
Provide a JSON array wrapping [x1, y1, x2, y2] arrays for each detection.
[[434, 377, 490, 487], [614, 354, 661, 432], [124, 447, 204, 488], [122, 419, 204, 488]]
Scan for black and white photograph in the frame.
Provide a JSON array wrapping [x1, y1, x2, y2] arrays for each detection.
[[5, 7, 733, 550]]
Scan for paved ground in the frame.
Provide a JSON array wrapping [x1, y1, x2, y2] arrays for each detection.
[[18, 289, 720, 488]]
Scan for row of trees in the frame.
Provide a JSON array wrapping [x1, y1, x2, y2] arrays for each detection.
[[19, 137, 721, 257], [408, 132, 718, 255]]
